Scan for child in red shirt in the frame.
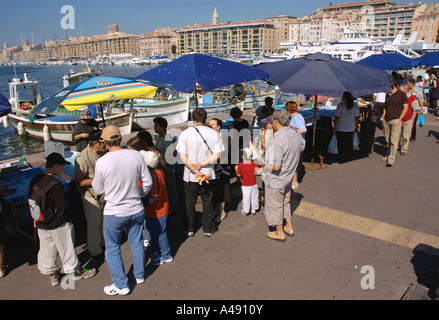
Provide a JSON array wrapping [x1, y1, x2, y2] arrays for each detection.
[[141, 151, 173, 266], [236, 148, 262, 215]]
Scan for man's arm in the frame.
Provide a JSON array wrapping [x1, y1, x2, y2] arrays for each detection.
[[399, 103, 409, 121]]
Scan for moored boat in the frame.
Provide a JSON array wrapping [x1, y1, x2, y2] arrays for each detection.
[[6, 74, 132, 145], [62, 66, 103, 87], [121, 96, 190, 130]]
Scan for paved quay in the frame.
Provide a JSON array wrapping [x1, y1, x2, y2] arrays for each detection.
[[0, 106, 438, 302]]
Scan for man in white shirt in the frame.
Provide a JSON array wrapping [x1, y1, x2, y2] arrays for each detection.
[[176, 108, 224, 238], [92, 125, 152, 296]]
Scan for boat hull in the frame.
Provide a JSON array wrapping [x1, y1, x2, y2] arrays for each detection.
[[192, 100, 246, 114], [123, 97, 190, 130], [7, 112, 132, 145], [244, 91, 276, 109]]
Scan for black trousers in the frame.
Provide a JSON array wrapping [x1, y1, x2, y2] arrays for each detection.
[[411, 113, 418, 140], [337, 131, 353, 160], [183, 181, 214, 233]]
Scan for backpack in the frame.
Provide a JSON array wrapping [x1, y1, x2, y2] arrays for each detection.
[[28, 175, 61, 222]]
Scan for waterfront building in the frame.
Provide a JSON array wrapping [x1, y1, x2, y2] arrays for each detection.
[[44, 31, 140, 60], [372, 2, 427, 38], [265, 15, 298, 48], [139, 27, 179, 57], [412, 12, 439, 42], [177, 9, 277, 55]]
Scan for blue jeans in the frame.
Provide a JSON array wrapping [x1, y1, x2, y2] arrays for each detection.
[[145, 215, 171, 260], [103, 211, 145, 289]]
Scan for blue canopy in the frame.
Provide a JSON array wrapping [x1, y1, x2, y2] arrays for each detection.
[[0, 93, 11, 117], [356, 53, 413, 71], [255, 52, 391, 97], [136, 53, 271, 93], [409, 52, 439, 67]]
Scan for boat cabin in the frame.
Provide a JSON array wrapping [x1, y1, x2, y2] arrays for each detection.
[[8, 74, 42, 112]]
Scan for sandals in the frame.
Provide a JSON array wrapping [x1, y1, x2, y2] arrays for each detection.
[[267, 231, 286, 242], [284, 225, 295, 237]]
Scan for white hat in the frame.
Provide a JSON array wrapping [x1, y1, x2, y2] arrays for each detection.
[[242, 148, 252, 160], [140, 150, 159, 169]]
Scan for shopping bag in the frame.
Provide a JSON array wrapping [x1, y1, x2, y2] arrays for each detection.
[[418, 114, 424, 127], [353, 132, 359, 151], [327, 134, 338, 154]]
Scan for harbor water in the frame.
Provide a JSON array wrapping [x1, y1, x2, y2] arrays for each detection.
[[0, 64, 155, 162]]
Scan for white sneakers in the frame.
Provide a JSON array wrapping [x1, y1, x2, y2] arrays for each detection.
[[104, 283, 130, 296]]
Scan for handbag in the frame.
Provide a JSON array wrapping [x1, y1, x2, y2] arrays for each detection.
[[353, 132, 360, 151], [327, 134, 338, 154], [418, 114, 424, 127]]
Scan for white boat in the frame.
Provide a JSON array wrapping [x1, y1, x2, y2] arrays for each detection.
[[6, 74, 132, 145], [243, 84, 276, 110], [191, 83, 275, 114], [264, 28, 421, 63], [62, 66, 103, 87], [121, 95, 190, 130]]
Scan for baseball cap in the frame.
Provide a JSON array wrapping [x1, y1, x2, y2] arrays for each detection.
[[140, 150, 159, 169], [261, 115, 273, 124], [46, 152, 71, 166], [80, 109, 93, 120], [102, 125, 122, 141], [88, 129, 103, 142], [242, 148, 253, 160]]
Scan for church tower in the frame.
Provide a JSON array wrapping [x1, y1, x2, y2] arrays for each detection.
[[212, 8, 219, 25]]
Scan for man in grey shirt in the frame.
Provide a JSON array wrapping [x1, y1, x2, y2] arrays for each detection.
[[262, 109, 302, 242]]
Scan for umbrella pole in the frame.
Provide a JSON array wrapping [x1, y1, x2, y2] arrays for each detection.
[[194, 85, 199, 108], [100, 104, 106, 128], [303, 95, 327, 170]]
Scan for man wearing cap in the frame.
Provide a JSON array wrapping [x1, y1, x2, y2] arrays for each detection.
[[92, 125, 153, 296], [29, 152, 96, 287], [75, 130, 106, 260], [72, 109, 99, 153], [261, 109, 301, 242]]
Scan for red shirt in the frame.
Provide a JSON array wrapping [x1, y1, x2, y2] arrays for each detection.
[[402, 95, 414, 123], [237, 161, 259, 186], [140, 169, 169, 218]]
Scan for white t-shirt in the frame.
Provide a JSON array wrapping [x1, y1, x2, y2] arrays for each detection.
[[176, 125, 224, 182], [374, 92, 386, 103], [92, 149, 152, 216], [335, 101, 360, 132]]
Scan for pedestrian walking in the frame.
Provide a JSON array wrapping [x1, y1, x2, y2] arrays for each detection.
[[29, 152, 96, 287], [261, 109, 301, 242], [92, 125, 153, 296], [407, 77, 424, 142], [236, 148, 262, 216], [382, 80, 409, 167], [400, 84, 419, 155], [74, 129, 106, 260], [176, 108, 224, 238]]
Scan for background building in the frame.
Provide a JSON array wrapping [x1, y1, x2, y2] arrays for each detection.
[[177, 9, 276, 55]]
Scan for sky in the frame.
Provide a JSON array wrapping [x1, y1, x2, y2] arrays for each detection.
[[0, 0, 436, 47]]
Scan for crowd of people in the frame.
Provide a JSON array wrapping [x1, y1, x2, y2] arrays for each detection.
[[0, 73, 434, 294]]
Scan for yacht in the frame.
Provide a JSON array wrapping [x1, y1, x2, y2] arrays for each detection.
[[263, 28, 421, 63]]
